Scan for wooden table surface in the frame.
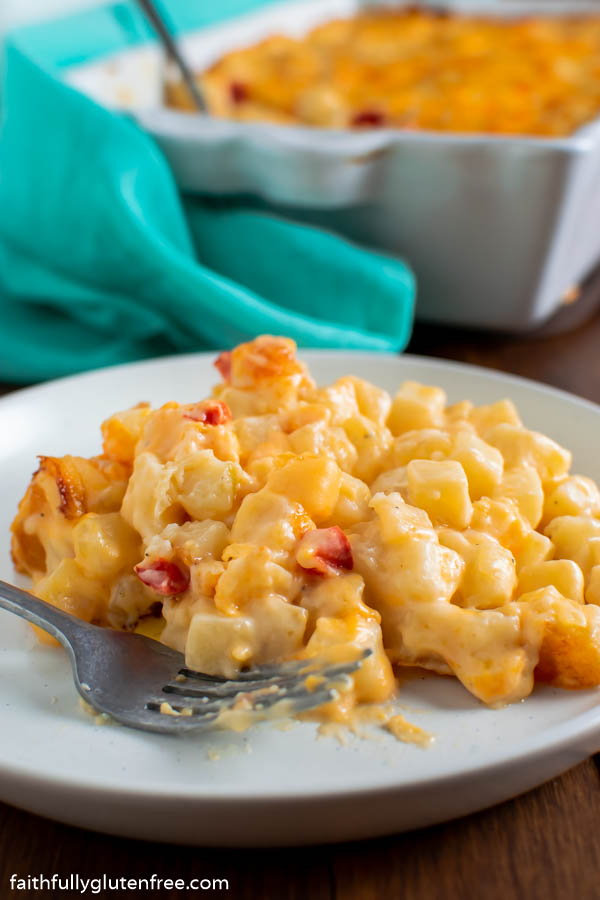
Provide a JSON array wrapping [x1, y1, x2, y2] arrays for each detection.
[[2, 290, 600, 899]]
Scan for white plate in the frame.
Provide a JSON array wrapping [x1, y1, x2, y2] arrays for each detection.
[[1, 351, 600, 847]]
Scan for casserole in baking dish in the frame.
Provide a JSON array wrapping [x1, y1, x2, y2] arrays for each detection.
[[65, 1, 600, 332], [169, 7, 600, 137]]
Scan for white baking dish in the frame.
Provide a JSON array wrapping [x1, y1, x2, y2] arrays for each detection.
[[66, 0, 600, 332]]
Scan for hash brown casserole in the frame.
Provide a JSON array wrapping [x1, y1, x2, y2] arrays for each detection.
[[11, 336, 600, 724]]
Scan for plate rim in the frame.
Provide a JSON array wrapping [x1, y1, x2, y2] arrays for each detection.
[[2, 347, 600, 417]]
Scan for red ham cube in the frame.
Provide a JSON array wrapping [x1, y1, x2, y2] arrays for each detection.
[[183, 400, 232, 425], [351, 109, 386, 127], [229, 81, 249, 104], [135, 559, 190, 596], [297, 526, 353, 576]]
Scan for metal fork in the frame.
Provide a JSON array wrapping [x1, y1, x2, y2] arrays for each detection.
[[0, 580, 368, 735]]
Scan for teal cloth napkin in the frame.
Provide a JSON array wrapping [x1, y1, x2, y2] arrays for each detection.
[[0, 2, 415, 383]]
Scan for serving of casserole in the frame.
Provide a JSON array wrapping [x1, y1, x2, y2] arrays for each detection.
[[12, 335, 600, 728]]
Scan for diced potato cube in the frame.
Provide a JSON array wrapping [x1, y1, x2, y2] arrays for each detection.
[[544, 601, 600, 688], [368, 492, 433, 543], [390, 429, 452, 467], [445, 400, 474, 426], [73, 512, 141, 580], [370, 466, 409, 500], [245, 454, 291, 491], [215, 547, 299, 614], [164, 520, 230, 564], [450, 430, 504, 500], [248, 594, 308, 661], [407, 459, 473, 529], [470, 497, 531, 554], [77, 456, 131, 514], [108, 573, 156, 629], [342, 415, 392, 483], [495, 466, 544, 528], [300, 572, 371, 624], [513, 530, 554, 572], [214, 385, 266, 419], [346, 376, 392, 426], [439, 528, 516, 609], [267, 455, 341, 521], [288, 422, 357, 473], [435, 527, 471, 558], [543, 475, 600, 525], [12, 454, 132, 581], [186, 596, 308, 678], [353, 497, 464, 606], [485, 424, 571, 484], [136, 403, 189, 461], [189, 558, 226, 598], [231, 488, 313, 553], [173, 450, 242, 520], [121, 452, 184, 541], [233, 414, 281, 461], [314, 379, 360, 425], [185, 613, 256, 678], [519, 589, 600, 689], [387, 382, 446, 436], [245, 431, 290, 465], [35, 558, 108, 625], [283, 403, 331, 432], [518, 560, 584, 605], [322, 472, 371, 529], [101, 404, 151, 464], [469, 399, 522, 436], [160, 594, 210, 654], [544, 516, 600, 579], [394, 600, 532, 705], [240, 490, 300, 550], [295, 84, 348, 127], [585, 566, 600, 605], [303, 615, 395, 704]]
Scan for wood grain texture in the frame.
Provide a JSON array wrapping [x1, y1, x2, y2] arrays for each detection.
[[2, 293, 600, 898], [0, 762, 599, 898], [0, 801, 333, 898], [331, 760, 600, 900], [408, 294, 600, 404]]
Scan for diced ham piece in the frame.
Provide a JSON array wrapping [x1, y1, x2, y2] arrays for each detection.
[[296, 526, 353, 576], [229, 81, 249, 104], [135, 559, 190, 596], [214, 351, 232, 382], [183, 400, 232, 425], [351, 109, 386, 127]]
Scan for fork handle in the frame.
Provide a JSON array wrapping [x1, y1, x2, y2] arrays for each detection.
[[0, 579, 86, 649]]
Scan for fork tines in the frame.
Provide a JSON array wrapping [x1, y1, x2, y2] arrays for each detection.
[[145, 650, 372, 725]]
